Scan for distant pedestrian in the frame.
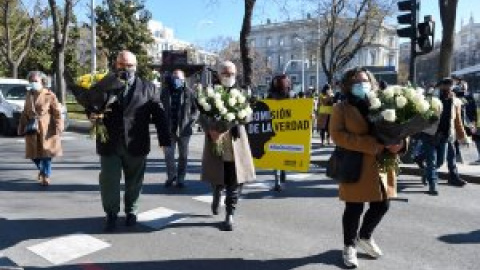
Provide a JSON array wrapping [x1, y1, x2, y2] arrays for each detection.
[[18, 71, 64, 186], [161, 69, 199, 188], [317, 84, 334, 146], [88, 50, 170, 232], [267, 74, 291, 192], [330, 67, 404, 268]]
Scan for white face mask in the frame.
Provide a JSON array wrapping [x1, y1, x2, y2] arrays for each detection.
[[30, 82, 42, 91], [221, 76, 236, 88]]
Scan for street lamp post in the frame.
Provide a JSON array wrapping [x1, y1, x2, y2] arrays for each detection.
[[295, 37, 305, 93], [91, 0, 96, 73]]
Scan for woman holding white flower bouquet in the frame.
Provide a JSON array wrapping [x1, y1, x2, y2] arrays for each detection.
[[330, 67, 405, 268], [198, 61, 256, 231]]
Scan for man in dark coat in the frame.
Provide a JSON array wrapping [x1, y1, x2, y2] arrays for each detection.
[[89, 50, 170, 232], [161, 69, 199, 188]]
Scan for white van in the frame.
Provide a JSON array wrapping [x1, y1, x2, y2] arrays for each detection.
[[0, 78, 68, 136]]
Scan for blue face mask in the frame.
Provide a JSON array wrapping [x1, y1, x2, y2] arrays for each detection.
[[172, 77, 184, 89], [351, 82, 371, 99], [30, 82, 42, 91]]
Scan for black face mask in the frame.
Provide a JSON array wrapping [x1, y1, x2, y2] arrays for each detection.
[[116, 68, 135, 83]]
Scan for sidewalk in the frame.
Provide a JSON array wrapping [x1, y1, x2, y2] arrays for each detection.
[[68, 119, 480, 184]]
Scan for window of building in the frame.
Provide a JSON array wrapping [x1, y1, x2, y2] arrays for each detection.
[[309, 76, 316, 86], [267, 37, 272, 47], [267, 56, 273, 68], [310, 54, 316, 66], [370, 50, 376, 65], [291, 54, 297, 69], [278, 55, 284, 67], [279, 37, 284, 47], [250, 39, 256, 48], [461, 35, 468, 45], [388, 54, 395, 67], [389, 37, 395, 48], [290, 75, 298, 84]]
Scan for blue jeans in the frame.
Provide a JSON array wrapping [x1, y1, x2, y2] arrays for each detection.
[[423, 139, 459, 191], [32, 158, 52, 177], [163, 135, 190, 183]]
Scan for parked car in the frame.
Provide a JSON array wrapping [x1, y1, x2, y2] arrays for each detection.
[[0, 78, 68, 136]]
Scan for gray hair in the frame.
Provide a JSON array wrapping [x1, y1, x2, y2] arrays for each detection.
[[26, 71, 49, 86], [220, 61, 237, 74]]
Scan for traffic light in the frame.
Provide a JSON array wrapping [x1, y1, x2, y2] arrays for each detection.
[[417, 16, 435, 54], [397, 0, 419, 38]]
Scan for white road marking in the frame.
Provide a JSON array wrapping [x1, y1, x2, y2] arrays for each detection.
[[288, 173, 314, 180], [27, 234, 110, 265], [137, 207, 185, 230], [243, 182, 271, 190], [193, 194, 225, 206]]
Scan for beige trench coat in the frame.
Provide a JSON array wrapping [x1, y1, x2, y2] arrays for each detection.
[[18, 90, 63, 159], [330, 102, 401, 202], [200, 119, 256, 186]]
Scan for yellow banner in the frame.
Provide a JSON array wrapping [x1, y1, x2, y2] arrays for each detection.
[[246, 98, 314, 172]]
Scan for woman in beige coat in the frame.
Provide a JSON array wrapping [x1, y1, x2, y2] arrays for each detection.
[[18, 71, 63, 186], [330, 67, 404, 268], [200, 61, 256, 231]]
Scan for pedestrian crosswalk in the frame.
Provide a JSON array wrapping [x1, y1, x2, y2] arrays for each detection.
[[137, 207, 185, 230], [27, 234, 110, 265], [1, 169, 325, 268]]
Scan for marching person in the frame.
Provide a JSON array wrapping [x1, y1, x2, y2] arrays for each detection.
[[199, 61, 256, 231], [317, 84, 334, 146], [88, 50, 170, 232], [161, 69, 199, 188], [267, 74, 291, 192], [18, 71, 64, 186], [420, 78, 469, 195], [330, 67, 404, 268]]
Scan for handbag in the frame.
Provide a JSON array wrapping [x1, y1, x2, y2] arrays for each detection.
[[24, 95, 39, 135], [326, 146, 363, 183]]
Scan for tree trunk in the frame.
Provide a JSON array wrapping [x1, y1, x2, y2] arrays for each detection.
[[240, 0, 256, 89], [55, 50, 66, 104], [437, 0, 458, 79], [8, 62, 18, 78]]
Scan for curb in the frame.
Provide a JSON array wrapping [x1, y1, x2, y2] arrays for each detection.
[[311, 160, 480, 184]]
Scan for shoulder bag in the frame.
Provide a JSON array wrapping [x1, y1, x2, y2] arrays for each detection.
[[24, 95, 39, 135]]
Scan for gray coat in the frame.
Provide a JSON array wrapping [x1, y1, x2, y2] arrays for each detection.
[[161, 86, 199, 137], [199, 115, 256, 185]]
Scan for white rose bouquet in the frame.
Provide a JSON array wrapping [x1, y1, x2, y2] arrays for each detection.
[[197, 85, 253, 156], [367, 84, 442, 173]]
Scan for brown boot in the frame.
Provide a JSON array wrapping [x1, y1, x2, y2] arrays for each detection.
[[40, 175, 50, 186]]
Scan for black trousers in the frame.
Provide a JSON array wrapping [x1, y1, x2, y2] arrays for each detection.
[[216, 162, 241, 215], [343, 200, 390, 246]]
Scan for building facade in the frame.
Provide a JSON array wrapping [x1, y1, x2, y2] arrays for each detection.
[[147, 20, 217, 67], [249, 17, 399, 93], [453, 15, 480, 71]]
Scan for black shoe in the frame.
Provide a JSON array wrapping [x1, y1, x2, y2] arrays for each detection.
[[220, 215, 234, 231], [164, 177, 175, 188], [125, 213, 137, 227], [212, 188, 221, 215], [271, 184, 283, 192], [103, 213, 117, 232], [427, 190, 439, 196], [448, 179, 467, 187], [176, 182, 185, 189]]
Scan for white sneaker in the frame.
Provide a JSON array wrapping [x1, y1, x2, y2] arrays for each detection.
[[355, 237, 383, 258], [343, 246, 358, 268]]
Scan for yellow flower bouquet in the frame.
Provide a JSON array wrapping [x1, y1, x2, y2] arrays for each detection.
[[68, 72, 125, 143]]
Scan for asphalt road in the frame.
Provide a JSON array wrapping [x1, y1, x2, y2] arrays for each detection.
[[0, 130, 479, 270]]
